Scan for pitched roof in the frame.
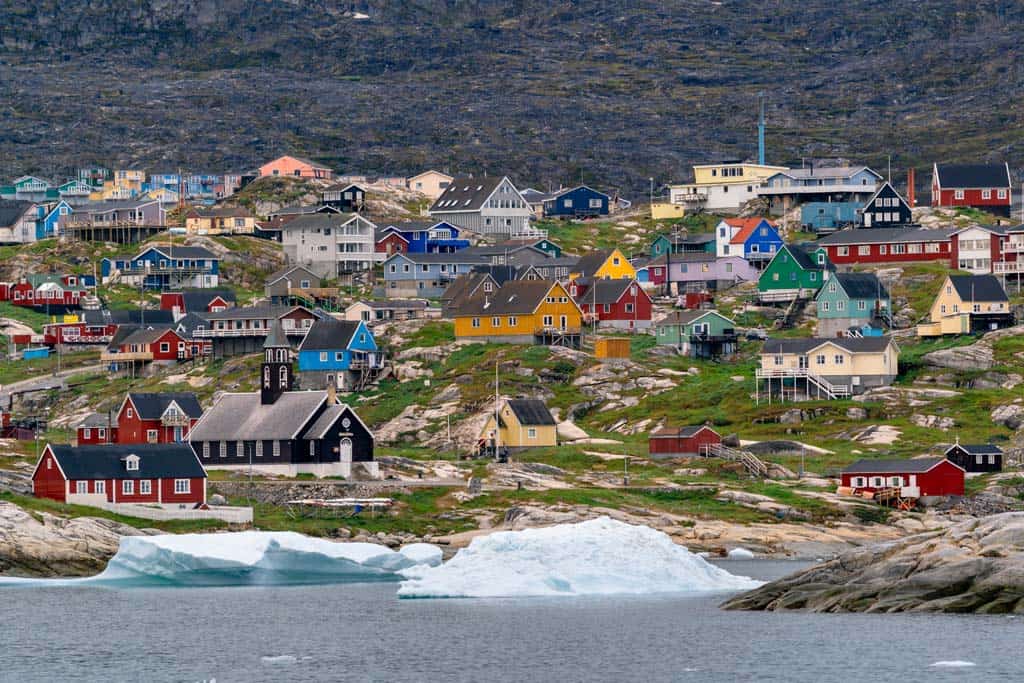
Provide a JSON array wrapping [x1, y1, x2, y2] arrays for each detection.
[[266, 264, 320, 285], [505, 399, 555, 426], [842, 457, 952, 474], [470, 264, 522, 284], [650, 425, 718, 438], [45, 443, 205, 480], [116, 326, 178, 347], [442, 273, 493, 305], [727, 218, 775, 245], [78, 412, 116, 429], [204, 304, 309, 321], [127, 392, 203, 420], [188, 391, 329, 441], [83, 309, 175, 326], [298, 319, 363, 351], [187, 207, 252, 218], [0, 200, 35, 228], [178, 290, 236, 312], [817, 227, 956, 246], [323, 182, 364, 192], [658, 309, 732, 327], [388, 252, 489, 265], [278, 213, 360, 231], [141, 245, 218, 260], [778, 166, 881, 181], [947, 274, 1007, 302], [783, 244, 830, 271], [276, 155, 331, 170], [572, 250, 614, 277], [947, 443, 1003, 455], [935, 163, 1011, 189], [454, 280, 562, 316], [429, 176, 508, 212], [763, 336, 895, 355], [573, 278, 633, 305], [263, 320, 289, 348], [832, 272, 890, 300], [301, 404, 345, 439]]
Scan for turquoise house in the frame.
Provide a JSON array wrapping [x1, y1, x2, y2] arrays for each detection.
[[815, 272, 890, 337], [649, 233, 716, 259], [297, 318, 382, 390], [655, 309, 738, 359]]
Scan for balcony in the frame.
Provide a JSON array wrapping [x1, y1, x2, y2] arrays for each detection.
[[993, 261, 1024, 274], [193, 326, 311, 338], [1003, 241, 1024, 254], [119, 265, 212, 276], [100, 350, 153, 362], [161, 413, 191, 427]]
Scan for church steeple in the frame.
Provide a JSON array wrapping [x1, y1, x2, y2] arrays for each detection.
[[261, 321, 292, 405]]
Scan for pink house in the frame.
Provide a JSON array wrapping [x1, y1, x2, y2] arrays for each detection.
[[258, 156, 334, 181]]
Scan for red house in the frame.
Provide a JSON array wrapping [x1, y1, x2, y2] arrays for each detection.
[[114, 392, 203, 444], [648, 425, 721, 458], [841, 458, 964, 497], [815, 227, 955, 266], [101, 327, 192, 367], [375, 229, 410, 256], [32, 443, 207, 507], [160, 290, 236, 319], [7, 275, 90, 310], [570, 278, 652, 331], [76, 412, 118, 445], [932, 163, 1013, 217]]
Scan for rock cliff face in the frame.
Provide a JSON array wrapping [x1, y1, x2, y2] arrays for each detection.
[[0, 502, 154, 577], [2, 1, 1024, 191], [722, 512, 1024, 614]]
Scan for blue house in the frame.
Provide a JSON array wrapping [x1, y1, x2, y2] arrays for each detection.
[[101, 246, 220, 290], [36, 201, 72, 239], [382, 252, 489, 298], [378, 220, 469, 254], [544, 186, 610, 218], [297, 318, 383, 390], [800, 202, 861, 234], [715, 218, 783, 265]]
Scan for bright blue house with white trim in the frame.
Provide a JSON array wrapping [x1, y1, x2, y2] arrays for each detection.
[[297, 318, 382, 389], [101, 245, 220, 289], [379, 220, 469, 254]]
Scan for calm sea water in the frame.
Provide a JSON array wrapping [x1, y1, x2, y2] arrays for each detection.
[[3, 560, 1022, 682]]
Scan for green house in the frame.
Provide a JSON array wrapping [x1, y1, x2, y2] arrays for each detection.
[[757, 244, 833, 302], [655, 309, 738, 358], [649, 233, 716, 259]]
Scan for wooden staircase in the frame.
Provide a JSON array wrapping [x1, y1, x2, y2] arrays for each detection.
[[703, 443, 769, 477], [776, 296, 808, 330]]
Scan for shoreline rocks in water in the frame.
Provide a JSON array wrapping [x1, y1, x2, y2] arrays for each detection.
[[722, 512, 1024, 614]]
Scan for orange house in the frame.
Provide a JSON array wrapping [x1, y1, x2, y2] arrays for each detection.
[[258, 155, 334, 181]]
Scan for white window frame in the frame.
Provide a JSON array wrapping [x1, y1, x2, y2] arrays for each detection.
[[122, 480, 134, 495], [139, 480, 152, 495], [174, 479, 190, 494]]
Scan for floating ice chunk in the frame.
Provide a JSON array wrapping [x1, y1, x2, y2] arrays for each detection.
[[399, 543, 444, 567], [261, 656, 298, 664], [929, 661, 976, 668], [726, 547, 755, 560], [397, 517, 763, 598]]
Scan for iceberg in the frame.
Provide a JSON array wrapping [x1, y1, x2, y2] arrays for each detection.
[[0, 531, 443, 588], [397, 517, 763, 598]]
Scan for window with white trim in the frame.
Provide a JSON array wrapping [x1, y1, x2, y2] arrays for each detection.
[[219, 442, 227, 458], [528, 428, 537, 439], [140, 480, 151, 495], [95, 480, 105, 494], [122, 480, 134, 495], [174, 479, 190, 494], [273, 441, 281, 457], [76, 481, 87, 494]]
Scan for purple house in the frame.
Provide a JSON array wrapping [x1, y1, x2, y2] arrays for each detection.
[[60, 200, 166, 230], [666, 254, 759, 292]]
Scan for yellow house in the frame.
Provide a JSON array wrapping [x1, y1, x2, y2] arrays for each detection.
[[479, 398, 558, 451], [668, 162, 787, 212], [406, 170, 453, 200], [570, 248, 636, 281], [917, 274, 1011, 337], [758, 336, 899, 400], [452, 280, 583, 344], [184, 207, 257, 235]]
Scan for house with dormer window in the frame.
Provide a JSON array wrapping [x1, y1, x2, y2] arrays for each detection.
[[428, 175, 535, 237]]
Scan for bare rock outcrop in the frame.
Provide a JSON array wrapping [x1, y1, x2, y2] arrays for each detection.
[[0, 502, 155, 577], [723, 512, 1024, 614]]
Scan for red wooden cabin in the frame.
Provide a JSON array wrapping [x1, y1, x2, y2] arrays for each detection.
[[648, 425, 721, 457], [571, 278, 652, 331], [841, 458, 964, 497], [115, 392, 203, 444], [931, 163, 1012, 217], [375, 230, 410, 256], [32, 443, 207, 507]]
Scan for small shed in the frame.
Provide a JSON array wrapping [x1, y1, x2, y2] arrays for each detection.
[[945, 442, 1002, 473], [648, 425, 721, 458], [23, 347, 50, 360], [594, 337, 631, 359], [840, 458, 964, 497]]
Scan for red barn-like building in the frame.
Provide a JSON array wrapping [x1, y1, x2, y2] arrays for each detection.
[[32, 443, 207, 507], [648, 425, 721, 458], [570, 278, 652, 331], [160, 290, 236, 318], [115, 392, 203, 444], [931, 163, 1013, 217], [841, 458, 964, 497], [375, 230, 410, 257]]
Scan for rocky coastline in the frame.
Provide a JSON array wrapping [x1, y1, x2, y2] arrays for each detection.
[[723, 512, 1024, 614]]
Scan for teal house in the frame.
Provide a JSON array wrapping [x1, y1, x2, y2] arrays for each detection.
[[649, 233, 716, 259], [815, 272, 890, 337], [757, 244, 833, 303], [655, 309, 738, 359]]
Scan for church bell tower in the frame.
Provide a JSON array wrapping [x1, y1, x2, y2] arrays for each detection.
[[261, 321, 293, 405]]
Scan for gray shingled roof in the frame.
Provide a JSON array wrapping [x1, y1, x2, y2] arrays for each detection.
[[763, 336, 894, 354], [388, 252, 489, 265], [127, 392, 203, 420], [279, 213, 360, 231], [302, 404, 345, 440], [298, 319, 362, 352], [454, 280, 560, 316], [0, 200, 35, 228], [947, 443, 1003, 455], [832, 272, 890, 300], [658, 309, 732, 327], [266, 264, 320, 286], [506, 399, 555, 426], [142, 245, 218, 260], [46, 443, 205, 480], [572, 250, 614, 278], [842, 457, 948, 474], [948, 275, 1007, 303], [817, 227, 956, 246], [429, 176, 506, 212], [572, 278, 634, 305], [188, 391, 329, 441], [935, 163, 1011, 189], [204, 305, 308, 321]]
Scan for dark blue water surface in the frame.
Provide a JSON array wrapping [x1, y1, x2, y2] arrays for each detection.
[[3, 560, 1022, 682]]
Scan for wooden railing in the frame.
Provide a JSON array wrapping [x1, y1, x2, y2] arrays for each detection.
[[701, 443, 769, 477], [755, 367, 850, 399]]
